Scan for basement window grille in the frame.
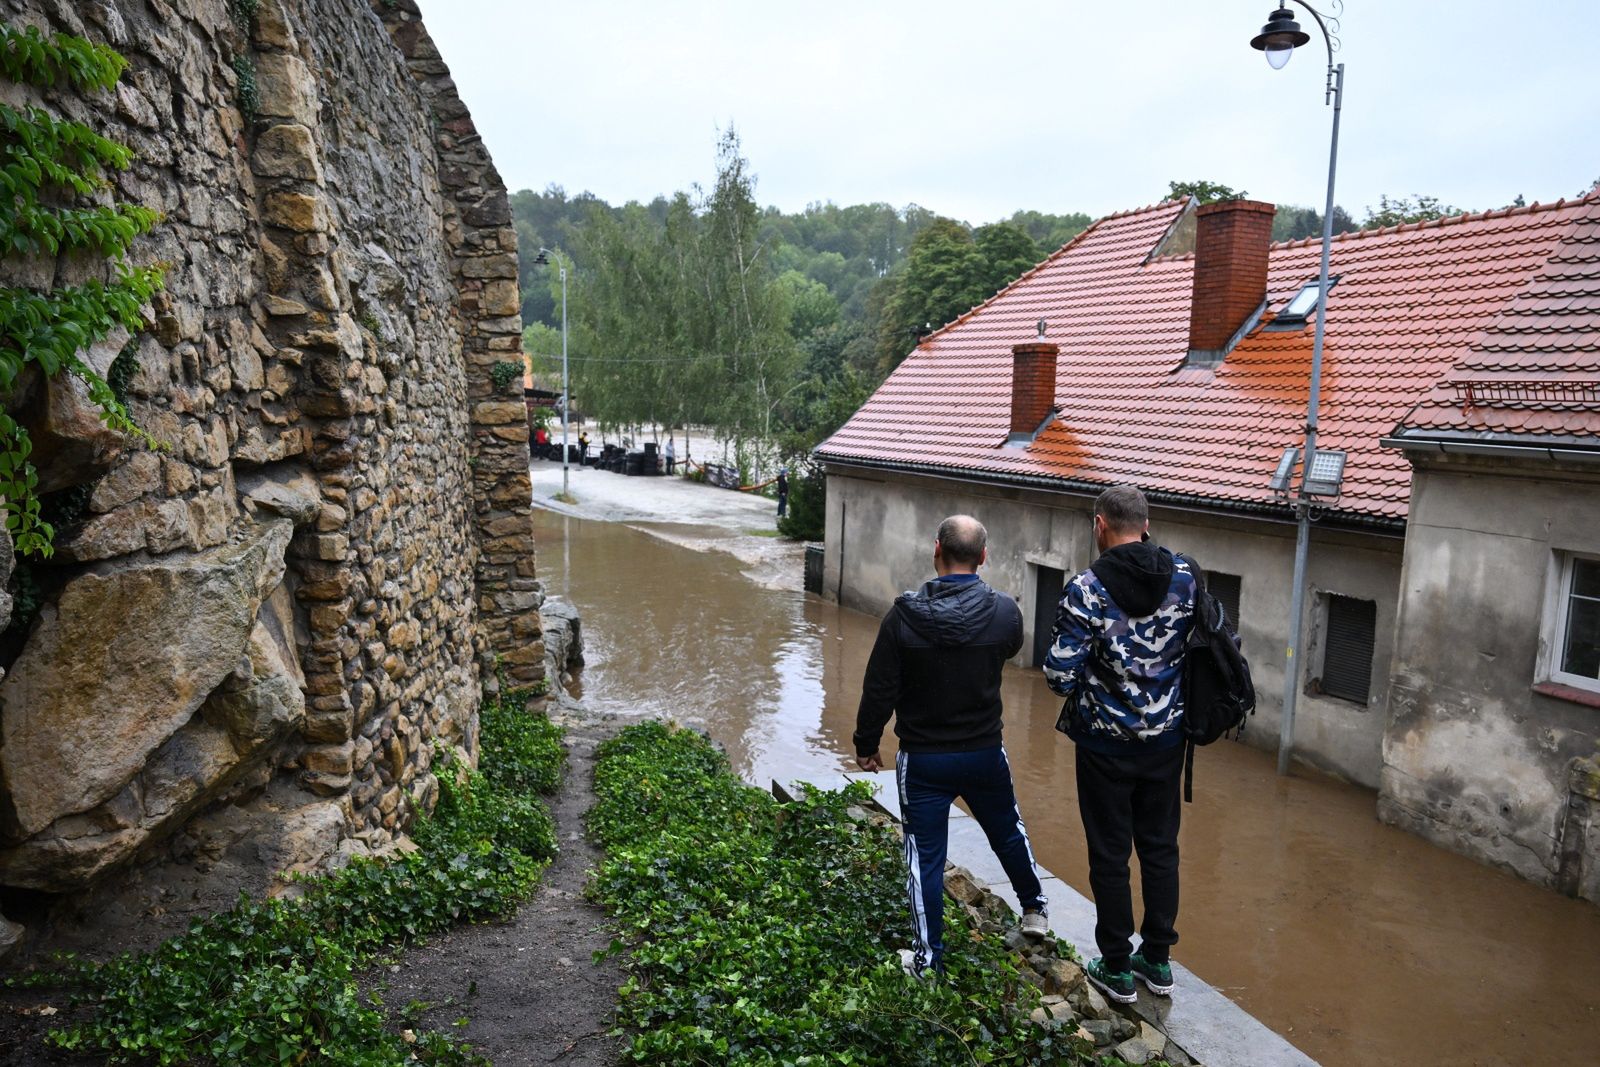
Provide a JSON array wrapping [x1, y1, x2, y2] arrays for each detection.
[[1317, 594, 1376, 704]]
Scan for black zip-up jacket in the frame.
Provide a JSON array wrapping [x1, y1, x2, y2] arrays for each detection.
[[854, 575, 1024, 757]]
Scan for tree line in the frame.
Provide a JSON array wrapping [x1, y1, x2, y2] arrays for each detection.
[[512, 143, 1543, 538]]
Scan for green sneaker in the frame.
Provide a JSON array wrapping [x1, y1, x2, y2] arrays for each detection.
[[1086, 957, 1137, 1004], [1130, 952, 1174, 996]]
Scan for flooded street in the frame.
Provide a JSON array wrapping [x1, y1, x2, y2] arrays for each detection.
[[535, 507, 1600, 1066]]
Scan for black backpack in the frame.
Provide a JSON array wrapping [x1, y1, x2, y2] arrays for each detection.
[[1176, 554, 1255, 802]]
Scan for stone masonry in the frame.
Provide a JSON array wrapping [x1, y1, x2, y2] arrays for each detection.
[[0, 0, 541, 895]]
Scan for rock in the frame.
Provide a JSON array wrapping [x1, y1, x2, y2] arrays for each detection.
[[13, 328, 129, 493], [252, 0, 299, 51], [0, 528, 12, 637], [1083, 983, 1110, 1019], [88, 450, 162, 512], [254, 53, 319, 126], [263, 191, 328, 233], [253, 124, 322, 181], [0, 520, 293, 837], [1111, 1021, 1169, 1065], [1079, 1019, 1117, 1046], [238, 463, 322, 525], [944, 867, 984, 905], [1041, 957, 1086, 995], [1028, 1002, 1072, 1031], [0, 914, 23, 960]]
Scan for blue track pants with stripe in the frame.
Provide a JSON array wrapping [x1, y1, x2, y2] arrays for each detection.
[[896, 745, 1046, 974]]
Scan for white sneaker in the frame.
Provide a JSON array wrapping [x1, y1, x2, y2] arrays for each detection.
[[1021, 910, 1048, 940]]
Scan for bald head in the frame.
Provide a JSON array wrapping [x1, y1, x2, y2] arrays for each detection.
[[935, 515, 987, 571]]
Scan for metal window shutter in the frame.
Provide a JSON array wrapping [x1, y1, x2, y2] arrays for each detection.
[[1209, 572, 1242, 632], [1322, 595, 1376, 703]]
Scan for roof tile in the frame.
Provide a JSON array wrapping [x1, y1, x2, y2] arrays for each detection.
[[819, 192, 1600, 520]]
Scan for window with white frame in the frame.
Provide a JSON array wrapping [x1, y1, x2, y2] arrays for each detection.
[[1549, 553, 1600, 691]]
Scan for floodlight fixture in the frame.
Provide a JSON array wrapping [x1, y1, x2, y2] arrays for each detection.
[[1303, 448, 1347, 497], [1268, 447, 1299, 493]]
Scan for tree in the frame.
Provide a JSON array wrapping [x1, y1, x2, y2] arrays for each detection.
[[1271, 203, 1357, 242], [1005, 209, 1093, 254], [1361, 193, 1468, 229], [1167, 179, 1248, 204]]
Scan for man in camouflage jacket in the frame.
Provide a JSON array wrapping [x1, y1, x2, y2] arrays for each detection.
[[1044, 484, 1197, 1003]]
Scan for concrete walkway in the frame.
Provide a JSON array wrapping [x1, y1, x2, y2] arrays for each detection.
[[772, 768, 1320, 1067]]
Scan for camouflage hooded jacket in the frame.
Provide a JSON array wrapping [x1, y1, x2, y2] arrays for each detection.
[[1043, 541, 1197, 754]]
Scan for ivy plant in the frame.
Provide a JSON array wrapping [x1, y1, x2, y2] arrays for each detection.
[[589, 722, 1112, 1066], [0, 23, 163, 557]]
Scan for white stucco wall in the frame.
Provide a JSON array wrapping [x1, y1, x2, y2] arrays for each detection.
[[1381, 450, 1600, 898], [823, 465, 1404, 787]]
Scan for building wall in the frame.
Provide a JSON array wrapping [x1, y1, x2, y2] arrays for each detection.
[[823, 466, 1404, 787], [1380, 451, 1600, 900]]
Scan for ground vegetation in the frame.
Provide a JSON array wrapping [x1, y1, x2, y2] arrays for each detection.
[[3, 685, 564, 1066], [587, 720, 1121, 1066]]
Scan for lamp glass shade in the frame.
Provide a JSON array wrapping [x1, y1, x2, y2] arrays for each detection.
[[1264, 43, 1294, 68]]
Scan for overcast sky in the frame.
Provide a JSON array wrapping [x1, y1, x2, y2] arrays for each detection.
[[416, 0, 1600, 225]]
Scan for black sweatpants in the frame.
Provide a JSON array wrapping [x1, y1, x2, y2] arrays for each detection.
[[1075, 743, 1183, 970]]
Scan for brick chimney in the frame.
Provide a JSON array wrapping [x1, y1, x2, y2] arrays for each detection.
[[1187, 199, 1275, 363], [1010, 342, 1059, 436]]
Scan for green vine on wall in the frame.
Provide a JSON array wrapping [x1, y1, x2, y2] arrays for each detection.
[[0, 23, 163, 558], [489, 359, 524, 396]]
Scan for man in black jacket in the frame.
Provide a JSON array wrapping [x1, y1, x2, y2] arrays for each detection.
[[854, 515, 1047, 976]]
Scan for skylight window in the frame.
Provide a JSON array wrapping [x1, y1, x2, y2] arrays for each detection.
[[1273, 275, 1340, 326]]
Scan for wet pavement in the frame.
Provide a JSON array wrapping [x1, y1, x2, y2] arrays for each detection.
[[533, 506, 1600, 1067]]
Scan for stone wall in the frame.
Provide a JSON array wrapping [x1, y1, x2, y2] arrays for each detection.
[[0, 0, 540, 894]]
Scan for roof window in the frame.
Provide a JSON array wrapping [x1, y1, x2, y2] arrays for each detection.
[[1269, 274, 1339, 328]]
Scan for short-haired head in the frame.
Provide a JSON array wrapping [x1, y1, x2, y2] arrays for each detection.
[[1094, 484, 1148, 536], [936, 514, 986, 567]]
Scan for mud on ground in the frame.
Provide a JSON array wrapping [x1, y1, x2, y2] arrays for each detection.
[[376, 712, 627, 1066]]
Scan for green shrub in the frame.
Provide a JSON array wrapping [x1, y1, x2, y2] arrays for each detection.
[[776, 461, 824, 541], [589, 721, 1098, 1065], [25, 690, 566, 1065], [489, 360, 523, 396]]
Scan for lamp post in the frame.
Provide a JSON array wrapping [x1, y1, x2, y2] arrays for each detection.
[[532, 247, 569, 498], [1250, 1, 1344, 776]]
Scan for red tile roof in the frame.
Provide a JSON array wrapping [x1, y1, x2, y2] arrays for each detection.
[[1392, 195, 1600, 444], [818, 191, 1600, 524]]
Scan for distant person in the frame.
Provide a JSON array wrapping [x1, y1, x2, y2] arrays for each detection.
[[1044, 484, 1198, 1004], [578, 429, 590, 464], [775, 466, 789, 518], [854, 515, 1048, 977], [664, 435, 676, 475], [533, 424, 549, 458]]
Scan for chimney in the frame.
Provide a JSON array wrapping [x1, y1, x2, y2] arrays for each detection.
[[1009, 341, 1059, 437], [1187, 199, 1275, 363]]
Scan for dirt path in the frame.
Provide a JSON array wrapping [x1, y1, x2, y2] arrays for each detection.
[[382, 713, 625, 1066]]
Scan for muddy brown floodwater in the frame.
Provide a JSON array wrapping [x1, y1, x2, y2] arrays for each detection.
[[534, 508, 1600, 1067]]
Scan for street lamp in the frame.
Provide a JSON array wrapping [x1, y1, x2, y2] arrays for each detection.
[[532, 247, 570, 498], [1250, 1, 1344, 776]]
